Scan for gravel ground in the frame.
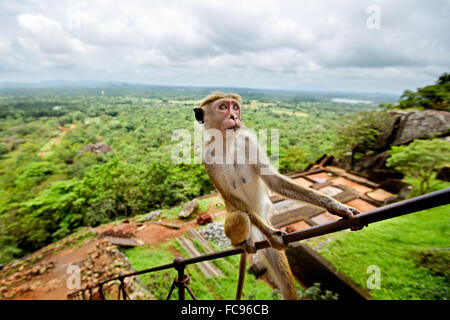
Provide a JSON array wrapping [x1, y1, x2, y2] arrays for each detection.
[[199, 222, 231, 249]]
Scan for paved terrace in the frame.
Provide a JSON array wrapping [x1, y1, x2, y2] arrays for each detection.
[[270, 163, 394, 231]]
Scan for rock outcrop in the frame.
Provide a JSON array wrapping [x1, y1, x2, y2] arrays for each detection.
[[334, 109, 450, 182], [82, 143, 113, 154], [178, 199, 199, 219], [391, 110, 450, 145]]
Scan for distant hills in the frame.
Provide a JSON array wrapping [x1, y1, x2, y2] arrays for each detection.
[[0, 80, 141, 88], [0, 80, 399, 104]]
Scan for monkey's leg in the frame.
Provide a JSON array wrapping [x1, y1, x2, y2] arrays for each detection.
[[224, 211, 254, 300], [224, 210, 256, 253], [247, 211, 288, 251]]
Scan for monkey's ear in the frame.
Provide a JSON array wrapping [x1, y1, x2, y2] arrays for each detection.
[[193, 108, 204, 124]]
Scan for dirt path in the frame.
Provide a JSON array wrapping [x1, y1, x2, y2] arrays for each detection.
[[39, 123, 76, 157], [11, 239, 99, 300], [1, 197, 227, 300]]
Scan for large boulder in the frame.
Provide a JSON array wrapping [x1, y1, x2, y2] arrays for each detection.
[[353, 151, 403, 182], [334, 110, 450, 182], [364, 110, 450, 150], [178, 200, 199, 219], [138, 211, 162, 222], [392, 110, 450, 145], [196, 212, 212, 225], [82, 143, 113, 154]]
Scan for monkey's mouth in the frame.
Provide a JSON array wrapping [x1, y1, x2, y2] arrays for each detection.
[[226, 124, 240, 131], [224, 118, 241, 132]]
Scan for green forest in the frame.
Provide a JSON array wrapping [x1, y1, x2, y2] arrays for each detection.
[[0, 75, 448, 265]]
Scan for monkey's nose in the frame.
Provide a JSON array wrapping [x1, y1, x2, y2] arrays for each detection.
[[230, 115, 236, 120]]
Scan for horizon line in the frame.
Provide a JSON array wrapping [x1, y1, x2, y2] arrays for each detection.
[[0, 80, 401, 96]]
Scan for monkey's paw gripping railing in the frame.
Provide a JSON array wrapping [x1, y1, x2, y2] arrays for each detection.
[[67, 187, 450, 300]]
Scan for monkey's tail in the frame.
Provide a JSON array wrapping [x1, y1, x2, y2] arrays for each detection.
[[261, 247, 298, 300], [236, 252, 247, 300], [252, 228, 298, 300]]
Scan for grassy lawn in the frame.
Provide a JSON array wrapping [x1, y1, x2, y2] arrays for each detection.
[[123, 238, 278, 300], [312, 203, 450, 300], [403, 175, 450, 198]]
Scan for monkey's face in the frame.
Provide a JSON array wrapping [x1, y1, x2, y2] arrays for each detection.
[[204, 98, 242, 135]]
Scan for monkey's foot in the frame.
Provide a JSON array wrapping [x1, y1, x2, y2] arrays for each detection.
[[235, 239, 257, 254], [267, 230, 289, 251]]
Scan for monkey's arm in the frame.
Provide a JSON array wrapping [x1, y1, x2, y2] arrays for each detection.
[[261, 171, 359, 219], [254, 147, 360, 220]]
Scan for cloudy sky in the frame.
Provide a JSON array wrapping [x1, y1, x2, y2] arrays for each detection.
[[0, 0, 449, 94]]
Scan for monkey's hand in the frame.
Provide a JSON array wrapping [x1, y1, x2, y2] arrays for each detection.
[[267, 230, 289, 251], [328, 203, 364, 231]]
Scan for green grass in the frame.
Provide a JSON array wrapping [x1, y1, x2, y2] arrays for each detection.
[[198, 197, 219, 213], [151, 196, 221, 221], [123, 238, 278, 300], [122, 242, 178, 300], [403, 175, 450, 198], [163, 206, 183, 220], [313, 204, 450, 300]]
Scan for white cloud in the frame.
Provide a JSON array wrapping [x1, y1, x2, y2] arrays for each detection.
[[0, 0, 448, 93], [18, 13, 89, 54]]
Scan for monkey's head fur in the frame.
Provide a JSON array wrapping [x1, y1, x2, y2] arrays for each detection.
[[194, 91, 243, 135]]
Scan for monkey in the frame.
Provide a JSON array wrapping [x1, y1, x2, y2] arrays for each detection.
[[194, 91, 361, 300]]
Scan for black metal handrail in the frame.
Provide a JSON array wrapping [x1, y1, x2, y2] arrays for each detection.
[[67, 187, 450, 300]]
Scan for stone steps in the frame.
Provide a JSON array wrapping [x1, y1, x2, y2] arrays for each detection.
[[176, 232, 223, 278]]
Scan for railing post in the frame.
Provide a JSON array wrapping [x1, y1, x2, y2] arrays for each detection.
[[98, 284, 105, 300], [117, 273, 129, 300], [173, 257, 186, 300]]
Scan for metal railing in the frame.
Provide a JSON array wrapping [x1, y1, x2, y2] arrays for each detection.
[[67, 187, 450, 300]]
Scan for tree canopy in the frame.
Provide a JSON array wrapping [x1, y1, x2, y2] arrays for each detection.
[[381, 72, 450, 111], [386, 139, 450, 194]]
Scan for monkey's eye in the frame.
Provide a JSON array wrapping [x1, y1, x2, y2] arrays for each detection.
[[233, 105, 239, 111], [218, 104, 227, 110]]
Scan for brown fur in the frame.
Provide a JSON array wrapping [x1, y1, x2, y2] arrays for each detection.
[[199, 91, 242, 109]]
